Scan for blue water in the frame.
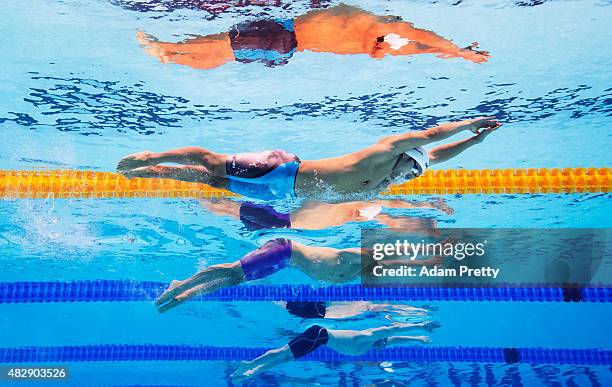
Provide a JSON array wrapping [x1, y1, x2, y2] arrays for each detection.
[[1, 0, 611, 385]]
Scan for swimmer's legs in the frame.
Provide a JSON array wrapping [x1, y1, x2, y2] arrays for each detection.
[[156, 261, 244, 313], [136, 31, 235, 70], [117, 147, 228, 176]]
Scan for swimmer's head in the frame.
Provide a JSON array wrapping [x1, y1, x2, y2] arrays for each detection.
[[390, 147, 429, 181]]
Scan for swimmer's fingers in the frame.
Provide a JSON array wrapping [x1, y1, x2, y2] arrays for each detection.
[[491, 122, 503, 130], [468, 117, 501, 133], [155, 280, 186, 306], [431, 198, 454, 215], [474, 125, 501, 143]]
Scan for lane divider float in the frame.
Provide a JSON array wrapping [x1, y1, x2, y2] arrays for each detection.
[[0, 168, 609, 198]]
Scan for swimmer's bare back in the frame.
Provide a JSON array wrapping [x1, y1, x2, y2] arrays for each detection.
[[295, 117, 502, 195]]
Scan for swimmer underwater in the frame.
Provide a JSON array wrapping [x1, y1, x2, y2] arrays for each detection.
[[230, 321, 441, 381], [117, 117, 502, 200], [153, 238, 442, 312]]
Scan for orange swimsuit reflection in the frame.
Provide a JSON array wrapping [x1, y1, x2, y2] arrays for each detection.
[[137, 4, 489, 70]]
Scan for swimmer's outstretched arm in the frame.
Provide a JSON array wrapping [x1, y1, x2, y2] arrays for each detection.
[[380, 117, 501, 156], [377, 22, 490, 63], [325, 302, 430, 319], [428, 124, 501, 165], [364, 321, 441, 340]]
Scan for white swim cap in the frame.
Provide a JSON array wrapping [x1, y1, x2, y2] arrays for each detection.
[[404, 147, 429, 176], [383, 33, 411, 51]]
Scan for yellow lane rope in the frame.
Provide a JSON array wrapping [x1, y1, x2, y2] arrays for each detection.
[[0, 168, 609, 199]]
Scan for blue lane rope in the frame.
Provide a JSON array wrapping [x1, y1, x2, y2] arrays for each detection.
[[0, 345, 609, 365], [0, 281, 610, 303]]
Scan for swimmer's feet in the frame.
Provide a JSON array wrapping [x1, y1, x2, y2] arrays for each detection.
[[136, 31, 170, 64], [155, 279, 207, 313], [117, 150, 153, 172], [458, 42, 490, 63], [230, 360, 259, 382]]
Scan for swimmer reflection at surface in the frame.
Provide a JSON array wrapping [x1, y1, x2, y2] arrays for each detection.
[[199, 198, 453, 231], [279, 300, 432, 320], [136, 3, 490, 69], [154, 238, 443, 312], [230, 321, 441, 381], [113, 0, 330, 15]]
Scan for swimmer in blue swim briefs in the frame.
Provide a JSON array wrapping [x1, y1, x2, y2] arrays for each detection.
[[117, 117, 501, 200], [154, 238, 442, 313], [230, 321, 441, 381]]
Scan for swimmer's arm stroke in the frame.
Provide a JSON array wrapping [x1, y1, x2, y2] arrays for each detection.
[[231, 345, 293, 382], [377, 22, 470, 58], [380, 117, 502, 157], [428, 122, 502, 165]]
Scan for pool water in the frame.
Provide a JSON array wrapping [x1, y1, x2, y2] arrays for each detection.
[[1, 0, 611, 385]]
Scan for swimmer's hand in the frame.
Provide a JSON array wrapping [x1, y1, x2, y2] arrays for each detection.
[[117, 150, 152, 172], [472, 127, 498, 144], [466, 117, 502, 134], [430, 198, 454, 215], [459, 42, 490, 63]]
